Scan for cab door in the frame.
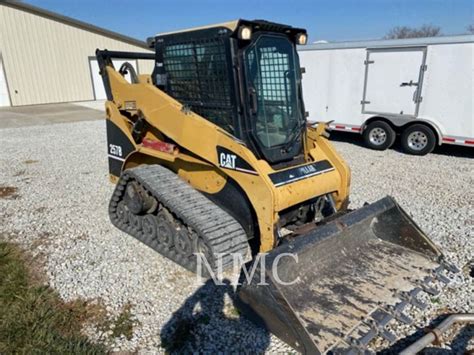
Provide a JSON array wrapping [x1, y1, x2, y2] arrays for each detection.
[[243, 34, 304, 163], [361, 47, 427, 117]]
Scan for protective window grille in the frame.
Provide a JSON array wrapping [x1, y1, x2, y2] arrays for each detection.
[[245, 38, 299, 148], [162, 38, 235, 133], [256, 47, 293, 116]]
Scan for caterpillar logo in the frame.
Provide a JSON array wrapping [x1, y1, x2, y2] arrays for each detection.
[[220, 153, 237, 169], [216, 146, 258, 175]]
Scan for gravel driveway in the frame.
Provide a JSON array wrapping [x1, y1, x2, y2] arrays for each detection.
[[1, 120, 472, 353]]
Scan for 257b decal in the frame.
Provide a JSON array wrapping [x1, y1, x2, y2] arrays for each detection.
[[109, 144, 123, 157]]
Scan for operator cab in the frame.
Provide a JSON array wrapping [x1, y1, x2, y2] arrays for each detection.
[[147, 19, 308, 166]]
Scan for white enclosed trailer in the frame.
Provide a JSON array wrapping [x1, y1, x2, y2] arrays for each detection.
[[298, 35, 474, 155]]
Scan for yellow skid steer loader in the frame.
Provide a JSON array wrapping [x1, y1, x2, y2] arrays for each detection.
[[96, 19, 459, 354]]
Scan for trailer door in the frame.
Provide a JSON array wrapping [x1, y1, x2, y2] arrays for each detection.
[[362, 48, 426, 117]]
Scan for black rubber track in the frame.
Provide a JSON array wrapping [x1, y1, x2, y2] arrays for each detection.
[[108, 165, 250, 275]]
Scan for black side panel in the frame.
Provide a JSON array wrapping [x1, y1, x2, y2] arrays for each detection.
[[269, 160, 334, 187], [204, 178, 257, 242], [106, 119, 136, 176]]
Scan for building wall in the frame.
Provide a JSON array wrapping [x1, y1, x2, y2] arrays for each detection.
[[0, 5, 154, 106]]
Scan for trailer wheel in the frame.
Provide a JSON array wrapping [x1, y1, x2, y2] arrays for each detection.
[[401, 124, 436, 155], [363, 121, 396, 150]]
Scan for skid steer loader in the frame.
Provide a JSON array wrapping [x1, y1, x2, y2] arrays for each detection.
[[96, 19, 460, 354]]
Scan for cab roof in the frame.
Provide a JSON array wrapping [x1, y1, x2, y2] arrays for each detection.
[[154, 20, 240, 37], [147, 19, 306, 48]]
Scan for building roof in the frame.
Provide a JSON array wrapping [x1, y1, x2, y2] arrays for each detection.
[[299, 34, 474, 51], [1, 0, 148, 49]]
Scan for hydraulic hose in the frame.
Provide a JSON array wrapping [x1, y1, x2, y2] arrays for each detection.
[[118, 62, 139, 84]]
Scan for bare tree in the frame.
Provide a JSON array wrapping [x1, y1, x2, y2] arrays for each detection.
[[384, 25, 442, 39], [467, 24, 474, 34]]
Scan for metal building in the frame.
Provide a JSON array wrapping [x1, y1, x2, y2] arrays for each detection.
[[0, 1, 153, 107]]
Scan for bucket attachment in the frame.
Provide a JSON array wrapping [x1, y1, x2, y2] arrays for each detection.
[[237, 196, 457, 354]]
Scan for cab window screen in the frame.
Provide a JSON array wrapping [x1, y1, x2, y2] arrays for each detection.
[[162, 38, 235, 134], [245, 36, 301, 148]]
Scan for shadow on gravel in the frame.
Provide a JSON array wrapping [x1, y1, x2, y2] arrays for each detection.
[[380, 314, 474, 354], [160, 279, 270, 353], [329, 131, 474, 158], [329, 131, 367, 148]]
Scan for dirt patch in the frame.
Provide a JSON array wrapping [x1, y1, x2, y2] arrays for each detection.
[[30, 231, 55, 251], [0, 186, 19, 199], [75, 233, 89, 241], [463, 261, 474, 278], [13, 170, 26, 177], [166, 268, 194, 284], [24, 159, 39, 164], [35, 206, 48, 214]]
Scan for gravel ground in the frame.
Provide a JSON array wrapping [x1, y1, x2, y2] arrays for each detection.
[[1, 120, 472, 353]]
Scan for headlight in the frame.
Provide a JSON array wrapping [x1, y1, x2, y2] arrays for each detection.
[[238, 26, 252, 40], [296, 33, 307, 45]]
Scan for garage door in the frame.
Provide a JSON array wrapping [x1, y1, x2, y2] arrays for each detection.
[[0, 56, 10, 107], [89, 59, 138, 100], [362, 48, 426, 117]]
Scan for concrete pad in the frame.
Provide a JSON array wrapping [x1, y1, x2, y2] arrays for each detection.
[[72, 100, 106, 111], [0, 102, 105, 129]]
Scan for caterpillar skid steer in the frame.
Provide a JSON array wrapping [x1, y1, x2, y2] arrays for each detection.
[[96, 19, 459, 354]]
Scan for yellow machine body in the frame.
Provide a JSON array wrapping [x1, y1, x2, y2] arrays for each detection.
[[104, 66, 350, 252], [96, 20, 455, 354]]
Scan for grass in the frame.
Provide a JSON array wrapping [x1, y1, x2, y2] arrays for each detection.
[[0, 241, 107, 354], [98, 303, 135, 341], [112, 304, 135, 340]]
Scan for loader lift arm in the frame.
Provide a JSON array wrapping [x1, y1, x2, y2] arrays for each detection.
[[95, 49, 155, 100]]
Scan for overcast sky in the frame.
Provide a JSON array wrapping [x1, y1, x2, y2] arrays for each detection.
[[25, 0, 473, 42]]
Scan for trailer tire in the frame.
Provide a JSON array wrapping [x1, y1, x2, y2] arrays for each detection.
[[401, 124, 436, 155], [363, 121, 396, 150]]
